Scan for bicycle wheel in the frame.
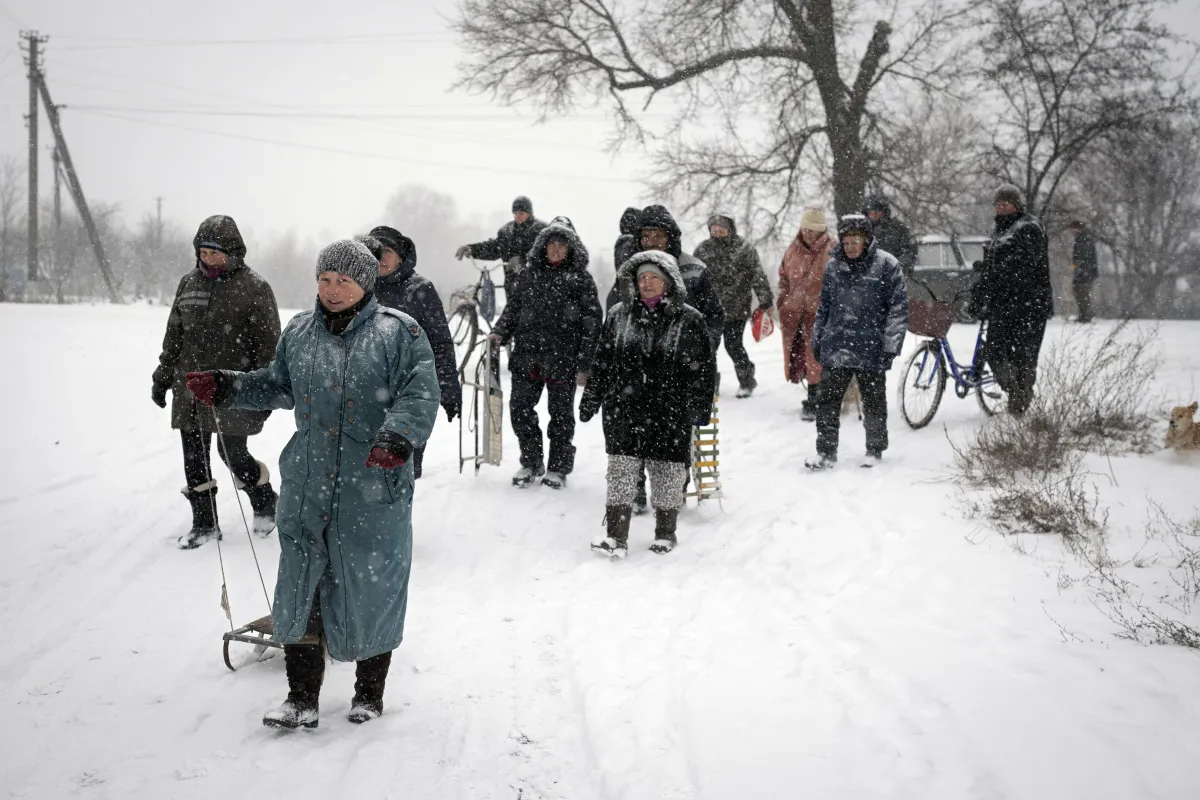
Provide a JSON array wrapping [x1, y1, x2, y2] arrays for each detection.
[[975, 368, 1008, 416], [898, 340, 946, 429], [448, 304, 478, 377]]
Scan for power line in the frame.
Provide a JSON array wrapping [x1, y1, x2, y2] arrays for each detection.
[[52, 33, 454, 51], [72, 107, 637, 185], [64, 105, 631, 122]]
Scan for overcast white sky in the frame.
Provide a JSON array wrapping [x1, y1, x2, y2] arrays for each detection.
[[1, 0, 1198, 259]]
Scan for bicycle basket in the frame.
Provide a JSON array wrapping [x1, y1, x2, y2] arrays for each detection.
[[908, 299, 955, 338]]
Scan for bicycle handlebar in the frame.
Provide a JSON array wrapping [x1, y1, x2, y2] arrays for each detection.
[[909, 276, 975, 305]]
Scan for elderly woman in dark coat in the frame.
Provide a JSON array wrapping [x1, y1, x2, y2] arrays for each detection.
[[580, 250, 715, 557]]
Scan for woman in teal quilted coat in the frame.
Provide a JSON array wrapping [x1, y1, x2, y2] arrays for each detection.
[[187, 239, 439, 730]]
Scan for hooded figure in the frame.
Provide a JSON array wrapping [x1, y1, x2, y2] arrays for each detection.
[[188, 238, 440, 730], [489, 216, 603, 488], [1069, 221, 1098, 323], [969, 184, 1053, 414], [807, 214, 908, 470], [693, 213, 774, 396], [777, 206, 835, 419], [580, 250, 715, 557], [458, 195, 547, 291], [614, 206, 640, 268], [151, 215, 282, 549], [365, 225, 462, 478], [862, 194, 917, 277]]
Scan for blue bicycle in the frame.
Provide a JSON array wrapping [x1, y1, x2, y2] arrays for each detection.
[[898, 282, 1008, 429]]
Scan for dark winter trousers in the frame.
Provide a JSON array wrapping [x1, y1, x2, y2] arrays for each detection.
[[1072, 280, 1095, 322], [815, 368, 888, 458], [181, 429, 261, 490], [985, 317, 1047, 415], [719, 318, 755, 387], [509, 373, 577, 474]]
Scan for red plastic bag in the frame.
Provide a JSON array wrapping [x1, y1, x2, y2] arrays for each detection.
[[751, 307, 776, 342]]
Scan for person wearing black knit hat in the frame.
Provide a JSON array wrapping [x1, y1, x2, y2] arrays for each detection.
[[455, 195, 547, 292], [360, 225, 462, 478], [968, 184, 1054, 415], [805, 214, 908, 471], [861, 193, 917, 277]]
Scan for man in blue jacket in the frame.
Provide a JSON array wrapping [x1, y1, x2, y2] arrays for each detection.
[[807, 214, 908, 470]]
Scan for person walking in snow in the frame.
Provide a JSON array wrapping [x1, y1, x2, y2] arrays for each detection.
[[151, 215, 281, 550], [969, 184, 1054, 415], [185, 239, 439, 730], [806, 214, 908, 470], [455, 195, 547, 292], [862, 194, 918, 278], [580, 250, 715, 557], [603, 204, 724, 514], [487, 217, 603, 489], [1068, 220, 1098, 323], [694, 214, 774, 397], [777, 206, 835, 421], [359, 226, 461, 478]]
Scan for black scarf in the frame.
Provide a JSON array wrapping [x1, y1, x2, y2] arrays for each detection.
[[321, 293, 373, 335]]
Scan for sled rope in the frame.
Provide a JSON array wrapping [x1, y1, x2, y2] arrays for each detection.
[[199, 432, 235, 632], [210, 406, 274, 616]]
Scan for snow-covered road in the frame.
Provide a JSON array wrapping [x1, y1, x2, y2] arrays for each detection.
[[2, 303, 1198, 799]]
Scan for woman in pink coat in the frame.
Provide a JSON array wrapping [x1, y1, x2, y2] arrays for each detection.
[[776, 206, 834, 421]]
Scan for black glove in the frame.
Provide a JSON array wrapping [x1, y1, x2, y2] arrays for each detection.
[[692, 415, 711, 427], [443, 393, 462, 422], [811, 343, 822, 363], [758, 300, 773, 312], [152, 382, 169, 409], [881, 351, 897, 371], [579, 404, 597, 423]]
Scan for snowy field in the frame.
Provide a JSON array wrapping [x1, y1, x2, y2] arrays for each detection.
[[1, 302, 1199, 800]]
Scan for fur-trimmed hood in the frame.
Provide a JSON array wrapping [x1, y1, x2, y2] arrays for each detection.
[[527, 215, 590, 272], [616, 249, 688, 312]]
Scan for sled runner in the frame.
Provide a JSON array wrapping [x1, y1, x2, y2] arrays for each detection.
[[460, 339, 504, 474], [222, 615, 321, 671]]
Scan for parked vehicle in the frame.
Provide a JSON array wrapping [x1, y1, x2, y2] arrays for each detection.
[[911, 234, 986, 323]]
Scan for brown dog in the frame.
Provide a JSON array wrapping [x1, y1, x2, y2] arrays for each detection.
[[1165, 402, 1200, 451]]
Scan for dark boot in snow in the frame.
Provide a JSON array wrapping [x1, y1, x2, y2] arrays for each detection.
[[240, 462, 278, 536], [734, 364, 757, 399], [348, 650, 392, 724], [861, 449, 883, 469], [541, 471, 567, 490], [512, 464, 545, 487], [179, 482, 221, 550], [800, 383, 818, 422], [264, 644, 324, 730], [592, 505, 632, 559], [649, 509, 678, 554], [805, 454, 837, 471]]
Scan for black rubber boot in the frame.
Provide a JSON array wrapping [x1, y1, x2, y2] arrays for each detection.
[[263, 644, 324, 729], [650, 509, 679, 554], [348, 651, 393, 724], [592, 505, 632, 558], [800, 383, 818, 422], [179, 483, 220, 549]]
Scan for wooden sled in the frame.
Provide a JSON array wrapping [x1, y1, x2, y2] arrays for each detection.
[[222, 615, 320, 671]]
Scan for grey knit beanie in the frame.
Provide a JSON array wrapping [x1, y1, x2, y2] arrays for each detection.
[[993, 183, 1025, 211], [315, 239, 379, 293]]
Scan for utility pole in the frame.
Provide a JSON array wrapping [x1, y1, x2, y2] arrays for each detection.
[[37, 77, 119, 302], [51, 145, 62, 227], [21, 31, 47, 282]]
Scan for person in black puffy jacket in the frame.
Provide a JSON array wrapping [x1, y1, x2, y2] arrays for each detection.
[[488, 216, 603, 490]]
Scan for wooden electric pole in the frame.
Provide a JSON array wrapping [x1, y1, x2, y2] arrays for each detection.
[[51, 145, 62, 227], [37, 77, 119, 302], [21, 31, 47, 282]]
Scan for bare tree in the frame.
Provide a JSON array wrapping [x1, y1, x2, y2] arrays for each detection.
[[0, 156, 24, 302], [979, 0, 1193, 220], [1075, 115, 1200, 317], [455, 0, 974, 241]]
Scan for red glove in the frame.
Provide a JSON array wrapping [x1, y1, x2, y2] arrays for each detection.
[[186, 372, 218, 407], [365, 447, 406, 469]]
